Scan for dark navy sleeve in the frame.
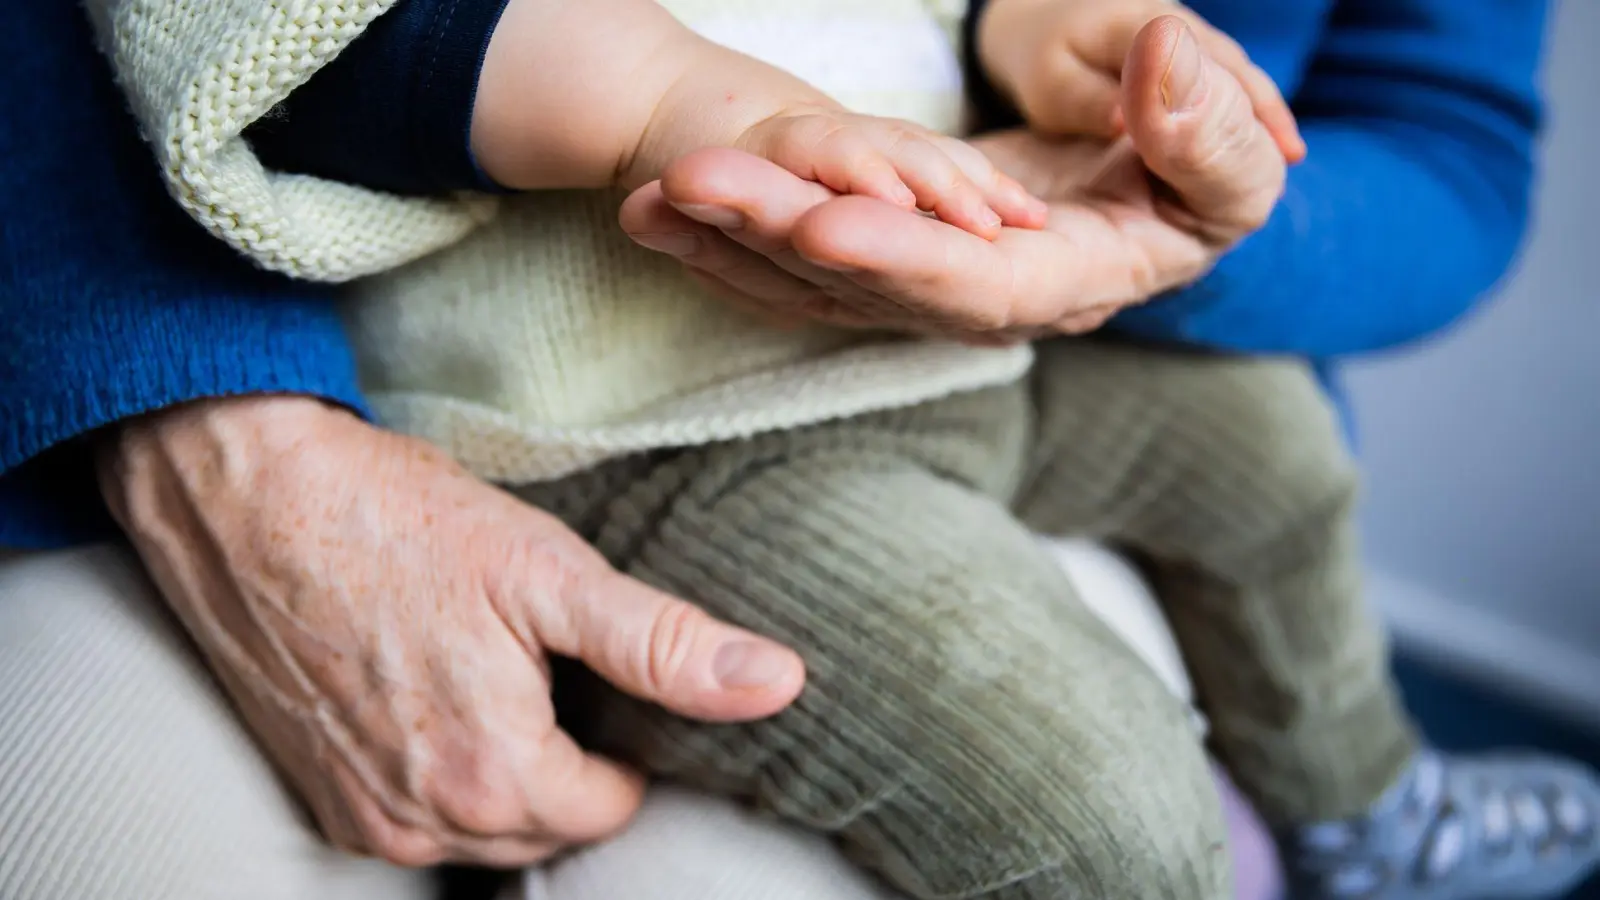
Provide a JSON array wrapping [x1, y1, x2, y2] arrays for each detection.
[[246, 0, 515, 195], [962, 0, 1024, 132], [1, 4, 369, 549]]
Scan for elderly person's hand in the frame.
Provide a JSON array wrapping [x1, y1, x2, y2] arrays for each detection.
[[96, 395, 806, 869], [619, 17, 1288, 341], [974, 0, 1304, 158]]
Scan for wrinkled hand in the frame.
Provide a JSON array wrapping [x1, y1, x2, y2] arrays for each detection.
[[98, 395, 805, 868], [976, 0, 1303, 160], [620, 17, 1287, 341]]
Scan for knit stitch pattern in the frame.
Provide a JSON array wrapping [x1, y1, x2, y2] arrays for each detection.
[[94, 0, 1033, 483], [84, 0, 495, 281]]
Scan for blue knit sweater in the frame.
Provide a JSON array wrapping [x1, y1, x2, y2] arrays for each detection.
[[0, 0, 1550, 548]]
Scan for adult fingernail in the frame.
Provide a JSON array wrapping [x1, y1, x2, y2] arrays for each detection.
[[674, 203, 747, 230], [1286, 136, 1309, 165], [631, 232, 701, 256], [713, 640, 793, 689], [1161, 25, 1207, 113]]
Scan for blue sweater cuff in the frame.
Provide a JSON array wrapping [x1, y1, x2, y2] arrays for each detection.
[[2, 1, 373, 550], [248, 0, 514, 195], [0, 297, 369, 549]]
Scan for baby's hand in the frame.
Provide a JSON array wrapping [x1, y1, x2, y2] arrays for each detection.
[[978, 0, 1305, 163], [736, 106, 1049, 239]]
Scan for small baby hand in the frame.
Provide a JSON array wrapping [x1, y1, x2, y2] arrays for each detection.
[[736, 106, 1049, 239], [978, 0, 1305, 163]]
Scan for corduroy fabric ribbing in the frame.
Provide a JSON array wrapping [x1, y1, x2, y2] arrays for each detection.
[[520, 385, 1229, 900], [518, 339, 1418, 900], [1016, 341, 1419, 822]]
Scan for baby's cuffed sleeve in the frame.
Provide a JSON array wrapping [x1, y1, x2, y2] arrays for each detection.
[[82, 0, 500, 282], [247, 0, 514, 196]]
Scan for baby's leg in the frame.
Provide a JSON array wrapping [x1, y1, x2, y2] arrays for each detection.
[[1018, 339, 1600, 900], [1018, 338, 1414, 822], [515, 386, 1230, 900]]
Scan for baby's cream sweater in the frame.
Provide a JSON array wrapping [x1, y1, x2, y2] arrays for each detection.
[[88, 0, 1033, 482]]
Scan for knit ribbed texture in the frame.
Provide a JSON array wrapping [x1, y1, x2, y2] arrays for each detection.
[[90, 0, 1031, 484], [0, 1, 371, 549], [82, 0, 495, 281], [336, 0, 1031, 483], [0, 547, 430, 900], [516, 339, 1422, 899], [245, 0, 518, 196]]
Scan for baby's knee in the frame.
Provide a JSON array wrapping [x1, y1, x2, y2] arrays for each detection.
[[1161, 358, 1360, 521], [1028, 346, 1358, 538], [871, 708, 1232, 900]]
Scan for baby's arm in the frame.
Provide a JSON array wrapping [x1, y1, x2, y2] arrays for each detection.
[[471, 0, 1045, 237]]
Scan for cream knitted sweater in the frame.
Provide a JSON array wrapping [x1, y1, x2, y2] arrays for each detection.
[[89, 0, 1033, 482]]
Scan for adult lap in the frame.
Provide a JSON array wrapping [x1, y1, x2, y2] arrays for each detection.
[[0, 542, 1226, 900], [0, 545, 897, 900], [0, 546, 431, 900]]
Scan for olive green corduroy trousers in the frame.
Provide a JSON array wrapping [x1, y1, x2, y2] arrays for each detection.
[[518, 339, 1418, 900]]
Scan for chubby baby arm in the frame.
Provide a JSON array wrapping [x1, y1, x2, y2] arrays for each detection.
[[470, 0, 1045, 238]]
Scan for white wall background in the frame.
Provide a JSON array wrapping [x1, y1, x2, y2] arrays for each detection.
[[1348, 1, 1600, 730]]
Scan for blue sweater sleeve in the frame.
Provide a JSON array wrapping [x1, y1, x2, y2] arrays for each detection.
[[964, 0, 1550, 359], [0, 3, 369, 549], [1111, 0, 1551, 357], [248, 0, 513, 194]]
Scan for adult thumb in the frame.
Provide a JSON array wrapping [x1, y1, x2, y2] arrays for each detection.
[[519, 546, 806, 722], [1120, 16, 1286, 242]]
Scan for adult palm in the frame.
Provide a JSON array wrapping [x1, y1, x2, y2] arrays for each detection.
[[619, 17, 1287, 341]]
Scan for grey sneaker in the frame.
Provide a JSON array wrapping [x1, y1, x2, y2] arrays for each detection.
[[1280, 749, 1600, 900]]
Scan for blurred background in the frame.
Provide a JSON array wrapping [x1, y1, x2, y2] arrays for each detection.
[[1347, 0, 1600, 812]]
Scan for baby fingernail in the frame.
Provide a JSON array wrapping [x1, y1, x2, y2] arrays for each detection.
[[982, 208, 1003, 230], [631, 232, 700, 256], [714, 640, 794, 689], [1162, 26, 1207, 113], [892, 184, 917, 207], [674, 203, 747, 230]]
